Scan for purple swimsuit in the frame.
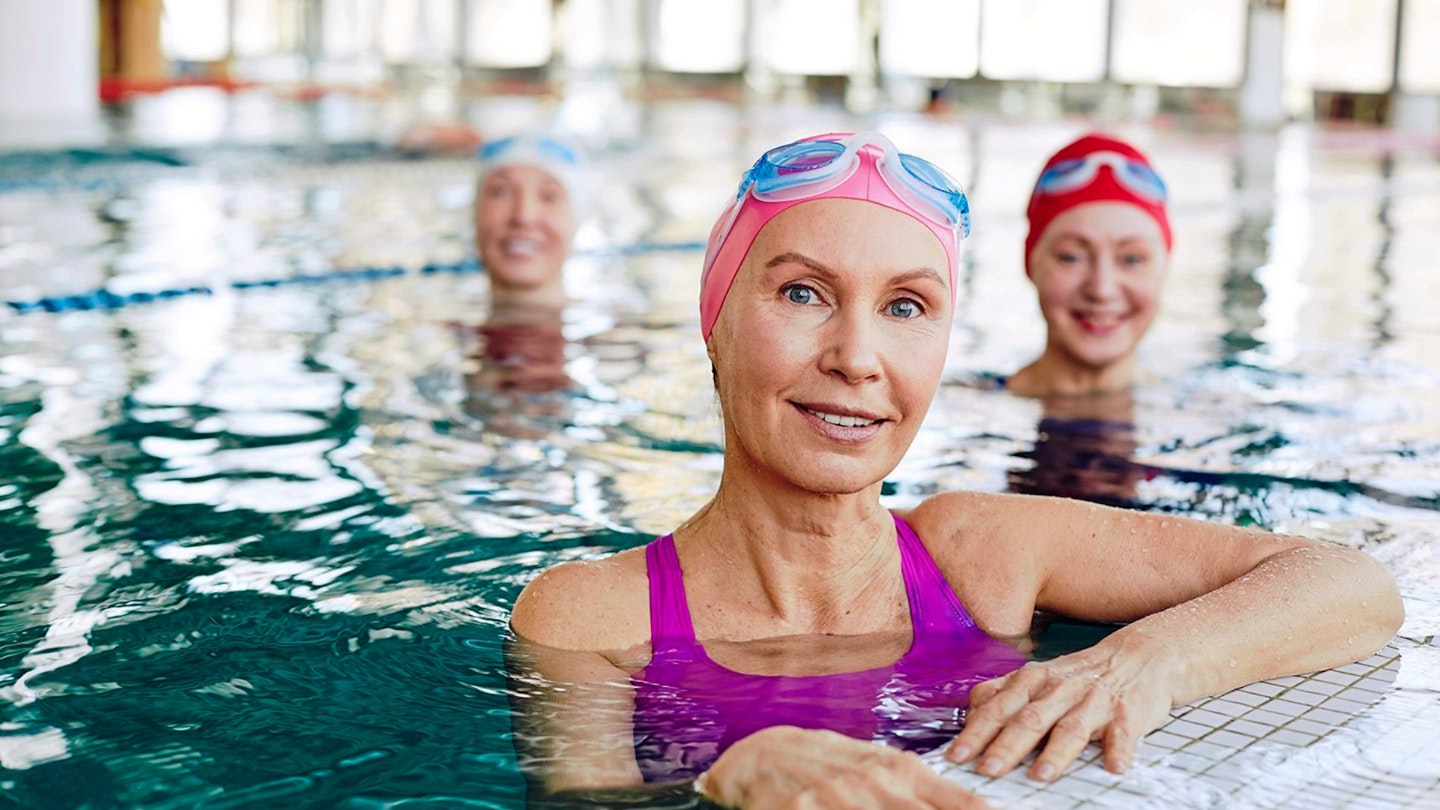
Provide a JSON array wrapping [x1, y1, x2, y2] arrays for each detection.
[[632, 514, 1026, 782]]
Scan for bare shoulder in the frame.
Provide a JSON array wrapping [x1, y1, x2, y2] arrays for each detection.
[[509, 545, 651, 652], [902, 490, 1054, 550], [906, 489, 1142, 541], [898, 491, 1053, 634]]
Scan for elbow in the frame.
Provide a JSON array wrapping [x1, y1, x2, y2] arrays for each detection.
[[1359, 553, 1405, 647]]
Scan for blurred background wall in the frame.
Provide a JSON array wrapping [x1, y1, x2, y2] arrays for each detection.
[[4, 0, 1440, 131]]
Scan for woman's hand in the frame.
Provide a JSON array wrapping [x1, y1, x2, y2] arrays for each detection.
[[700, 726, 991, 809], [945, 640, 1174, 782]]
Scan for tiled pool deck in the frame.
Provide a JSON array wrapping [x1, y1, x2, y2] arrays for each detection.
[[934, 634, 1440, 807]]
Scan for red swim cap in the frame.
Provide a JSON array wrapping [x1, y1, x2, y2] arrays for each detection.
[[1024, 133, 1172, 271]]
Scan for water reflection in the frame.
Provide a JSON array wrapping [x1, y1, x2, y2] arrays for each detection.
[[460, 302, 575, 441], [1008, 391, 1147, 507]]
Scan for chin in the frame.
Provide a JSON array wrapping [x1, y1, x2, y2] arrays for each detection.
[[1065, 336, 1138, 367], [781, 458, 896, 496], [490, 264, 562, 291]]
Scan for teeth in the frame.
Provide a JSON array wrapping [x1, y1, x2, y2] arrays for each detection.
[[802, 405, 877, 428], [502, 238, 540, 257]]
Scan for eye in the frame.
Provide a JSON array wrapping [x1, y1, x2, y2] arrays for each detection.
[[782, 283, 820, 305], [1120, 252, 1149, 268], [886, 298, 922, 319]]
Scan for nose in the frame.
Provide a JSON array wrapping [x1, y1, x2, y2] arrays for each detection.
[[819, 306, 884, 383], [1081, 253, 1121, 301], [509, 189, 540, 225]]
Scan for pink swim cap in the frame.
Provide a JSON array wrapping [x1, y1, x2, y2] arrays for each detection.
[[698, 132, 965, 341]]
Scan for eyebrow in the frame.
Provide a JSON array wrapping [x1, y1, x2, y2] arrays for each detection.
[[1050, 231, 1155, 248], [764, 252, 946, 287]]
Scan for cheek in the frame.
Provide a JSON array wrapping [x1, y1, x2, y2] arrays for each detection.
[[1035, 274, 1080, 310], [1122, 275, 1164, 312], [881, 326, 948, 395], [476, 207, 506, 239]]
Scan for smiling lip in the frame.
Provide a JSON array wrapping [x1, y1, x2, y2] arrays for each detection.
[[500, 237, 543, 258], [1073, 311, 1127, 336], [792, 402, 888, 440]]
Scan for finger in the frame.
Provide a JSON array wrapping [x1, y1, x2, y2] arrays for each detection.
[[1101, 705, 1139, 775], [1027, 687, 1110, 781], [970, 679, 1092, 777], [946, 669, 1038, 763], [829, 763, 916, 810], [967, 675, 1008, 708], [915, 769, 995, 810]]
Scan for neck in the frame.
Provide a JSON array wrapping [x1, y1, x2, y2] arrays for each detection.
[[1009, 347, 1136, 398], [676, 460, 900, 636], [490, 280, 567, 310]]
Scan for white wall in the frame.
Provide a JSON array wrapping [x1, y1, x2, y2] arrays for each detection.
[[0, 0, 98, 121]]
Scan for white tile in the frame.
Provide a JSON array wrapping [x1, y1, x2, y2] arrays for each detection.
[[1268, 728, 1320, 747], [1286, 717, 1332, 737], [1241, 681, 1285, 698], [1305, 707, 1351, 725], [1226, 719, 1273, 738], [1184, 708, 1232, 727], [1264, 698, 1312, 718], [1159, 718, 1209, 740], [1145, 730, 1188, 751], [1314, 668, 1359, 686], [1293, 678, 1348, 697], [1225, 690, 1267, 708], [1206, 729, 1256, 748], [1244, 708, 1294, 728]]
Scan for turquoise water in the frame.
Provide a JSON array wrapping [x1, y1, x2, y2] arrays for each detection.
[[2, 93, 1439, 808]]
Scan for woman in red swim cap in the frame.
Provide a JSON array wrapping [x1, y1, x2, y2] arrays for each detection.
[[1007, 133, 1172, 397]]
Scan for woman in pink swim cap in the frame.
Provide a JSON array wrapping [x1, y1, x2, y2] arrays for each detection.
[[1007, 133, 1173, 397], [505, 131, 1400, 808]]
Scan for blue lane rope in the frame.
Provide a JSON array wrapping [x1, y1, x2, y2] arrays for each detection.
[[4, 241, 706, 315]]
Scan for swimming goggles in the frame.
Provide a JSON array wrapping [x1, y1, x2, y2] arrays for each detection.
[[717, 131, 971, 244], [478, 135, 581, 166], [1034, 150, 1167, 203]]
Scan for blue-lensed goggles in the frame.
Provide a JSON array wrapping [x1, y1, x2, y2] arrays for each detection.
[[1034, 151, 1166, 203], [479, 135, 581, 166], [732, 131, 972, 238]]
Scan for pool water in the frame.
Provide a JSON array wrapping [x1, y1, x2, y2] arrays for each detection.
[[2, 90, 1439, 809]]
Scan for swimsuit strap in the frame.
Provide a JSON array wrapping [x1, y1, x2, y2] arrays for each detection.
[[893, 514, 980, 639], [645, 534, 698, 656]]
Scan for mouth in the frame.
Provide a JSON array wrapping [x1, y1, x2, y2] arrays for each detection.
[[794, 403, 886, 429], [1072, 310, 1128, 335], [499, 237, 542, 258]]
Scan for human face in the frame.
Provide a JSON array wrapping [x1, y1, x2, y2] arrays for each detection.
[[1027, 202, 1169, 372], [475, 165, 575, 295], [708, 199, 952, 495]]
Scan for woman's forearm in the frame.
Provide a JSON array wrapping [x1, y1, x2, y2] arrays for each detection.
[[1106, 542, 1404, 706]]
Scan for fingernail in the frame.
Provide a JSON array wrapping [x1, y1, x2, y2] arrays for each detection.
[[980, 756, 1004, 776], [949, 744, 972, 762], [1035, 763, 1056, 781]]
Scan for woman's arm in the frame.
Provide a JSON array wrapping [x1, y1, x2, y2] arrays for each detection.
[[505, 634, 713, 807], [912, 492, 1404, 781]]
